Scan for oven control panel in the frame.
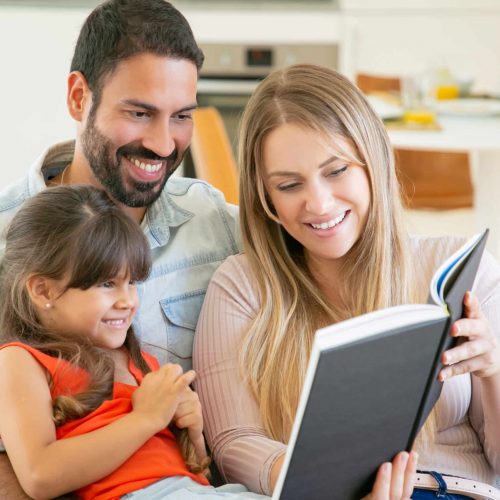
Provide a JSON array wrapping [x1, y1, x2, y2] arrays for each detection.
[[199, 43, 338, 78]]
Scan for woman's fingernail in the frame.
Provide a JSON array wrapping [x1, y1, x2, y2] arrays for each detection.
[[442, 351, 451, 364]]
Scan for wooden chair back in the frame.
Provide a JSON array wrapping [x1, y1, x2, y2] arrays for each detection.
[[356, 73, 401, 94], [355, 73, 473, 209], [395, 149, 473, 209], [190, 107, 239, 205]]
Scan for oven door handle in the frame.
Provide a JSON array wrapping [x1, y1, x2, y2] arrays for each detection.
[[197, 79, 261, 95]]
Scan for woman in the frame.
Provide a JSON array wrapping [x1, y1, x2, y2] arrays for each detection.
[[193, 65, 500, 499]]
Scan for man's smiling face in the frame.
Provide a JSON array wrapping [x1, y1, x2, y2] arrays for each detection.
[[81, 53, 198, 207]]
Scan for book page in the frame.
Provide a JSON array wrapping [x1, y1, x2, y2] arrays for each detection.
[[429, 231, 484, 306]]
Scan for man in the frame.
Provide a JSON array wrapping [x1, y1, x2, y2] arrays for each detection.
[[0, 0, 240, 497]]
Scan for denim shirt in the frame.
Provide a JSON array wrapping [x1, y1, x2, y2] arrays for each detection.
[[0, 141, 242, 371]]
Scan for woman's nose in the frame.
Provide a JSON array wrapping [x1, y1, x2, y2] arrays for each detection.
[[305, 183, 335, 215]]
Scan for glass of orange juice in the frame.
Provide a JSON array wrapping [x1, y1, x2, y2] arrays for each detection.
[[433, 67, 460, 100], [402, 75, 437, 125]]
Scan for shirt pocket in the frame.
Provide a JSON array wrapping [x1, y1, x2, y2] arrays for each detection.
[[158, 289, 206, 370]]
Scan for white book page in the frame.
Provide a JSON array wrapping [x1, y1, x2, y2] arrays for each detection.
[[429, 231, 482, 305], [316, 303, 446, 351], [273, 342, 322, 499]]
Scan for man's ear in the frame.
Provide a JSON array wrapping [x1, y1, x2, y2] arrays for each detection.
[[67, 71, 91, 122], [25, 274, 57, 311]]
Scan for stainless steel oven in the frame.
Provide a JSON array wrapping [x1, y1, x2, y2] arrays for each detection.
[[183, 42, 338, 176]]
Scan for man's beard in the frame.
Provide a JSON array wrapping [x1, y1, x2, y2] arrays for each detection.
[[81, 110, 183, 208]]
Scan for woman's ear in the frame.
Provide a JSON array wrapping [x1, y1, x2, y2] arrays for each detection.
[[25, 274, 57, 311], [67, 71, 91, 122]]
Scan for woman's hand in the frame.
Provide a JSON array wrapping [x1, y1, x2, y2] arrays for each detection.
[[440, 291, 500, 380], [132, 363, 196, 432], [362, 451, 417, 500], [174, 385, 207, 461]]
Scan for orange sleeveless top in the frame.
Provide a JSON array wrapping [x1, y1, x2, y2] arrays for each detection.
[[0, 342, 209, 499]]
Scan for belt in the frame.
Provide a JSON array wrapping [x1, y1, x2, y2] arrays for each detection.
[[415, 472, 500, 500]]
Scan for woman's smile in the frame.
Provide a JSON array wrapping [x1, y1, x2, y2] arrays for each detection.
[[263, 123, 370, 265]]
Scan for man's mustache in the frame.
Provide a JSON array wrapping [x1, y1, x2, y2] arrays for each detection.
[[117, 144, 178, 164]]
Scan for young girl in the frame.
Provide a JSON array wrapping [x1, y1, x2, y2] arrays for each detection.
[[0, 185, 269, 500], [194, 64, 500, 499]]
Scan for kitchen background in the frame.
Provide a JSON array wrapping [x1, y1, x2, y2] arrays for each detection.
[[1, 0, 500, 239]]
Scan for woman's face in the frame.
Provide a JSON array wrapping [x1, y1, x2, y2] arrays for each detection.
[[262, 122, 371, 268]]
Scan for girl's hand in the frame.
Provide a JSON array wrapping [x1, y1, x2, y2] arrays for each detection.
[[174, 386, 207, 461], [362, 451, 417, 500], [440, 292, 500, 380], [132, 363, 196, 432]]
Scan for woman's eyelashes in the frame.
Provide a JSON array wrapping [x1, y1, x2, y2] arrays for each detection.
[[326, 164, 348, 177], [276, 165, 349, 192], [277, 181, 302, 192]]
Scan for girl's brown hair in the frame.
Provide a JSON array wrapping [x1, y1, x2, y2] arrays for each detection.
[[0, 185, 206, 474]]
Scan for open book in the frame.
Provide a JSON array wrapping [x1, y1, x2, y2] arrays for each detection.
[[273, 230, 489, 500]]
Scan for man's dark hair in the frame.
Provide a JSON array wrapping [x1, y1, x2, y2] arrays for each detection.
[[70, 0, 204, 102]]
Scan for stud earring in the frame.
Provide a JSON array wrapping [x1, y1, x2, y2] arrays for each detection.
[[45, 303, 52, 309]]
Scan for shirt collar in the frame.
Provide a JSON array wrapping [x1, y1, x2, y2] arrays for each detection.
[[28, 140, 75, 195], [141, 183, 194, 249]]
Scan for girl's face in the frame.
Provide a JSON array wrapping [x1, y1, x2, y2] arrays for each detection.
[[262, 122, 371, 269], [45, 272, 139, 350]]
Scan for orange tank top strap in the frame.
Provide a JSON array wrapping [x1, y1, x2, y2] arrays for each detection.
[[0, 341, 90, 397]]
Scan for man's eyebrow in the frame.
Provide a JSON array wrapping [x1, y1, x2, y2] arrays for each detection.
[[178, 104, 198, 113], [121, 99, 159, 112], [120, 100, 198, 114]]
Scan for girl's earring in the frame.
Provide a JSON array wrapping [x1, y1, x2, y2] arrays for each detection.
[[45, 303, 52, 309]]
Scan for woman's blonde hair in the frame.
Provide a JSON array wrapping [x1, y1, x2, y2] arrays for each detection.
[[238, 64, 417, 442], [0, 185, 207, 474]]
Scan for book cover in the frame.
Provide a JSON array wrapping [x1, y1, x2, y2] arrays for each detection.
[[273, 230, 488, 500]]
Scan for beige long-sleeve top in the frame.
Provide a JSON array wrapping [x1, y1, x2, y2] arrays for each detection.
[[193, 236, 500, 496]]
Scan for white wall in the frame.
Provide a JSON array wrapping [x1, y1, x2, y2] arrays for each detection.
[[1, 1, 500, 189], [0, 6, 92, 187], [341, 4, 500, 93]]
